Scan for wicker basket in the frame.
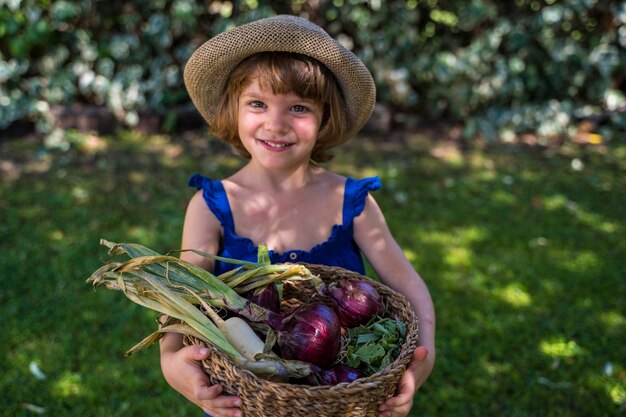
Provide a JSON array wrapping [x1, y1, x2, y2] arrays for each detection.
[[184, 263, 419, 417]]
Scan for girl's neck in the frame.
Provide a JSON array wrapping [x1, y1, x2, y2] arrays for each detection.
[[236, 160, 319, 192]]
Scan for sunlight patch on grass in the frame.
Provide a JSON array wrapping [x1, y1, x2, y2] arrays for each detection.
[[445, 246, 472, 268], [129, 171, 147, 184], [331, 161, 361, 178], [578, 213, 619, 234], [71, 185, 90, 203], [404, 132, 433, 152], [359, 166, 380, 178], [542, 194, 619, 234], [403, 248, 417, 262], [599, 311, 626, 331], [494, 283, 532, 307], [127, 226, 157, 245], [423, 227, 486, 246], [586, 364, 626, 408], [607, 382, 626, 406], [542, 193, 576, 211], [52, 371, 85, 398], [560, 250, 601, 273], [68, 132, 110, 154], [476, 169, 498, 181], [538, 276, 562, 295], [540, 337, 584, 359], [430, 141, 464, 166], [492, 189, 516, 205], [461, 226, 487, 242], [468, 151, 496, 172], [483, 359, 512, 377], [568, 204, 620, 234], [423, 226, 486, 269], [218, 154, 246, 170], [145, 134, 171, 149], [144, 135, 185, 167], [49, 229, 65, 241]]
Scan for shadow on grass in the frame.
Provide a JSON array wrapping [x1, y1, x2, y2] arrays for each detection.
[[0, 129, 624, 417]]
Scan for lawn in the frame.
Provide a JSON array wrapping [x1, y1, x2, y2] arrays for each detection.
[[1, 129, 624, 417]]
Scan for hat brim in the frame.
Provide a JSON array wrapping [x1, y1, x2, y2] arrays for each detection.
[[183, 15, 376, 145]]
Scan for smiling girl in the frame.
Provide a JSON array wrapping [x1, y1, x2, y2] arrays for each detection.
[[160, 15, 435, 417]]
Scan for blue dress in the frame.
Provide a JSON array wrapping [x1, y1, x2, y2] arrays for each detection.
[[188, 173, 382, 417], [188, 174, 382, 275]]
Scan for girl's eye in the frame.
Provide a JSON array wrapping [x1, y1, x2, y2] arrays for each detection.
[[250, 100, 266, 109], [291, 105, 308, 113]]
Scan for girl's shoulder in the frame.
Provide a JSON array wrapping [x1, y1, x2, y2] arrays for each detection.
[[312, 167, 348, 186], [311, 169, 382, 199]]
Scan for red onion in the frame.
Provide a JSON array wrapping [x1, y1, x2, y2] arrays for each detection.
[[244, 282, 280, 313], [299, 364, 365, 386], [276, 303, 342, 368], [318, 364, 365, 385], [325, 279, 381, 327]]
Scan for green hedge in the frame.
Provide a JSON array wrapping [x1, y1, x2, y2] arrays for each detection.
[[1, 0, 624, 141]]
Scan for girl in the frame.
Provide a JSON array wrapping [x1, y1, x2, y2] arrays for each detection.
[[160, 15, 435, 417]]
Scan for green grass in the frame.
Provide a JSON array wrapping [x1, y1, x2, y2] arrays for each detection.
[[1, 130, 625, 417]]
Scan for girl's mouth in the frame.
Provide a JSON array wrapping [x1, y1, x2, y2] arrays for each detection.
[[258, 139, 293, 151]]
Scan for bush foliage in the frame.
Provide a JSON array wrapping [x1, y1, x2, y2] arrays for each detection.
[[1, 0, 624, 140]]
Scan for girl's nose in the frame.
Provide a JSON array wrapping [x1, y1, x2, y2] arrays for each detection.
[[264, 110, 289, 134]]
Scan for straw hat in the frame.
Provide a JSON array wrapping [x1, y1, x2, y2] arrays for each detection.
[[184, 14, 376, 145]]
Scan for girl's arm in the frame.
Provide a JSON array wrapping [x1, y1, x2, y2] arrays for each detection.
[[159, 191, 242, 417], [354, 193, 436, 417], [179, 191, 221, 271]]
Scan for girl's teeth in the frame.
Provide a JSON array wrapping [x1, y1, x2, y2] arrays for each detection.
[[264, 141, 288, 148]]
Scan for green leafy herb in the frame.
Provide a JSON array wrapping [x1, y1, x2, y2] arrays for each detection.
[[341, 315, 407, 375]]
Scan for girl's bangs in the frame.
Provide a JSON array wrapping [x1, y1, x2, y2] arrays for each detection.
[[253, 54, 327, 103]]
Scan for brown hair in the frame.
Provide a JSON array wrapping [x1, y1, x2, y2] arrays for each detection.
[[209, 52, 347, 162]]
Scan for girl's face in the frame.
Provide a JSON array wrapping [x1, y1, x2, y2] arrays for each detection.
[[237, 77, 323, 171]]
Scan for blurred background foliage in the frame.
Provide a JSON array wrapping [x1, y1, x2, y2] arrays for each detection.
[[1, 0, 625, 142]]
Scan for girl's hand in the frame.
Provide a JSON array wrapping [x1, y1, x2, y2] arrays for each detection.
[[377, 346, 433, 417], [161, 344, 242, 417]]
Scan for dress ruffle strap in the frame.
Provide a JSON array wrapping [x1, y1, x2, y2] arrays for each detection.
[[342, 176, 382, 227], [188, 174, 235, 231]]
